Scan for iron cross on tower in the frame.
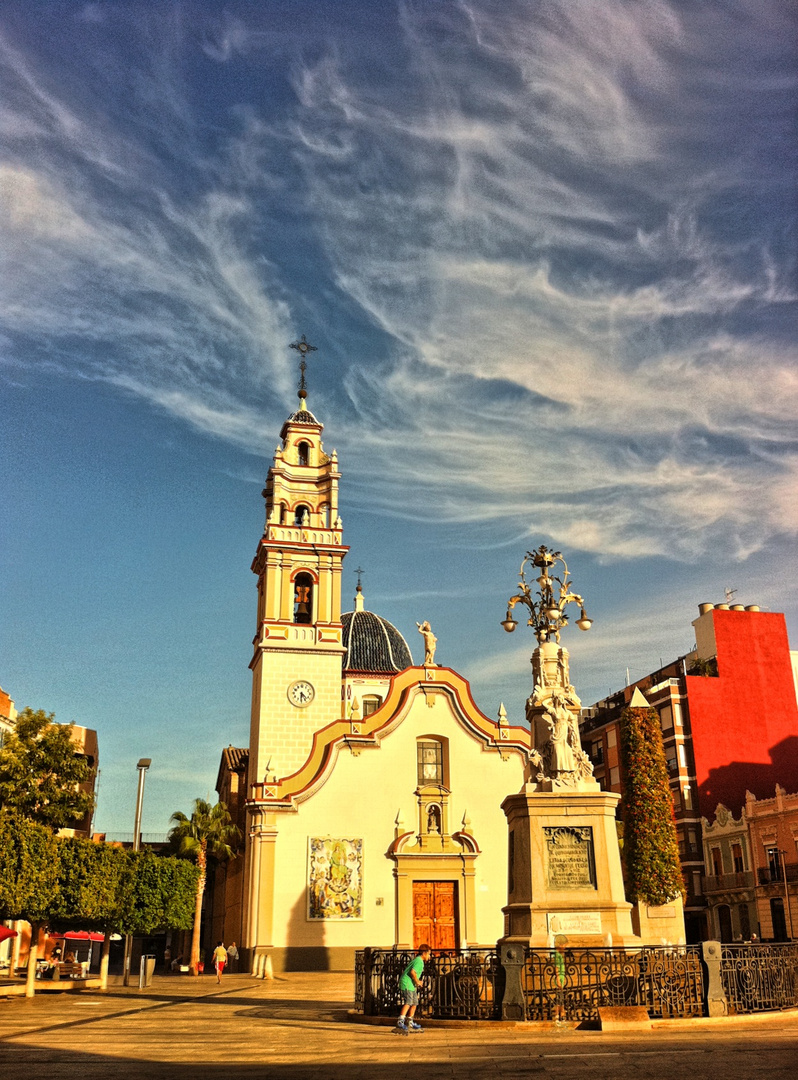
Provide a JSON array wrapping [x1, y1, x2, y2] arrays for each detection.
[[289, 334, 318, 405]]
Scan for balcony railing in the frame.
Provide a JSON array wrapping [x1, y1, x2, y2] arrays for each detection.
[[702, 871, 755, 893], [758, 863, 798, 886]]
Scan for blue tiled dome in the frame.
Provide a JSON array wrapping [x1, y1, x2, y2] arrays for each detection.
[[341, 610, 413, 674]]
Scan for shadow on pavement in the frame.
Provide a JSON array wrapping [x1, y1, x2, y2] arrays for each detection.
[[0, 1043, 477, 1080]]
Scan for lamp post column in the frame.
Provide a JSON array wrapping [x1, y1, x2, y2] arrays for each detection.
[[123, 758, 151, 987]]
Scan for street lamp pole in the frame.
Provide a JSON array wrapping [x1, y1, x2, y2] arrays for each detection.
[[123, 758, 151, 987]]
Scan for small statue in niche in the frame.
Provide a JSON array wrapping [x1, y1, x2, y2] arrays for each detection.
[[416, 621, 438, 667], [426, 805, 441, 834]]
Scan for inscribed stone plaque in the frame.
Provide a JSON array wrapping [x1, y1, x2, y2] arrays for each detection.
[[544, 826, 596, 890], [547, 911, 603, 935]]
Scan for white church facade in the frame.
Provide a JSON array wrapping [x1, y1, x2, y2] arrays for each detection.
[[215, 375, 533, 973]]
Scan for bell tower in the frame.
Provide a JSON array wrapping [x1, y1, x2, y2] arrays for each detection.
[[248, 337, 348, 784]]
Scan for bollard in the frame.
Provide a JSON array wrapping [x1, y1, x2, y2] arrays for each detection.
[[499, 943, 526, 1021], [701, 940, 728, 1017]]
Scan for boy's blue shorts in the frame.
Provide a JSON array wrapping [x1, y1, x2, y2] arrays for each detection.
[[401, 988, 419, 1006]]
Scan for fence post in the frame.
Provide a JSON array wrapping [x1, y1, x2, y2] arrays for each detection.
[[363, 948, 375, 1016], [499, 943, 526, 1021], [702, 940, 727, 1017]]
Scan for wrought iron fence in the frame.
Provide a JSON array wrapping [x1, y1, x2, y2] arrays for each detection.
[[356, 942, 798, 1022], [355, 948, 501, 1020], [521, 947, 704, 1021], [719, 943, 798, 1014]]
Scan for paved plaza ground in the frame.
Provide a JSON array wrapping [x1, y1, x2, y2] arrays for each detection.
[[0, 972, 796, 1079]]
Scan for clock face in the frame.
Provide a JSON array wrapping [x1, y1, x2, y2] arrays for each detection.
[[288, 680, 315, 707]]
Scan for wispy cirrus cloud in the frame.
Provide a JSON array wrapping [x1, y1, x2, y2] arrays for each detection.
[[0, 21, 294, 435], [0, 0, 795, 565], [285, 0, 797, 558]]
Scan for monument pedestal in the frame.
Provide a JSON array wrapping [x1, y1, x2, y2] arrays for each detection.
[[631, 896, 686, 945], [501, 782, 637, 947]]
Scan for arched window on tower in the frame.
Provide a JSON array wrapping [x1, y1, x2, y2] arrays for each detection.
[[297, 441, 310, 467], [293, 572, 314, 624], [294, 504, 310, 526]]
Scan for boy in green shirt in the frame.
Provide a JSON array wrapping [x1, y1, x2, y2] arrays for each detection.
[[395, 944, 431, 1034]]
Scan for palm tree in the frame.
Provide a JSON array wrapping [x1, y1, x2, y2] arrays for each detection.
[[168, 798, 240, 976]]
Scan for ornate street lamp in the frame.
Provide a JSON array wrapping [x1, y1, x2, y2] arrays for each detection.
[[501, 545, 592, 644]]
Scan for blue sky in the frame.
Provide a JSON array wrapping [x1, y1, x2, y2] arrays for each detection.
[[1, 1, 796, 836]]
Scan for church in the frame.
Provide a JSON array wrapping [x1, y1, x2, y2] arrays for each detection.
[[214, 344, 533, 973]]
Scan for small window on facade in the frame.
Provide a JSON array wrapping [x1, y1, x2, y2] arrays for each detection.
[[293, 572, 314, 624], [732, 843, 744, 873], [660, 705, 673, 731], [767, 848, 782, 881], [361, 695, 382, 717], [417, 741, 443, 785], [711, 847, 723, 877], [298, 441, 310, 466], [295, 504, 310, 526]]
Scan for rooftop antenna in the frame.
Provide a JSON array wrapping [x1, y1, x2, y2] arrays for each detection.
[[724, 586, 738, 604]]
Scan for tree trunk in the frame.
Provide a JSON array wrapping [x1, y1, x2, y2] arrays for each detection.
[[189, 869, 205, 976], [10, 922, 21, 977], [25, 922, 42, 999], [99, 932, 111, 990]]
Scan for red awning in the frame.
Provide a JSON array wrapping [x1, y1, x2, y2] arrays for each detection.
[[57, 931, 106, 942], [0, 926, 18, 943]]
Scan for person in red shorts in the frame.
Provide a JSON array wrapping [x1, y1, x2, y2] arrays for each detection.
[[212, 941, 228, 983]]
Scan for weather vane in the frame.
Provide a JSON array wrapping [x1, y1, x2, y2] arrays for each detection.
[[289, 334, 318, 404]]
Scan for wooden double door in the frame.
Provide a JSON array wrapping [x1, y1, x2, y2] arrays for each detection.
[[412, 881, 458, 950]]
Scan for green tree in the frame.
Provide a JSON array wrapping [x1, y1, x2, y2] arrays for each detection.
[[51, 838, 198, 987], [618, 704, 685, 906], [0, 812, 60, 996], [53, 840, 198, 935], [125, 849, 198, 936], [51, 838, 133, 931], [168, 799, 239, 976], [0, 708, 94, 829]]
